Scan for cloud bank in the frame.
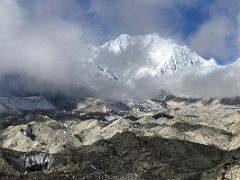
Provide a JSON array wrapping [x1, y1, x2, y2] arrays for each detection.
[[92, 65, 240, 100], [157, 66, 240, 98], [0, 0, 95, 96]]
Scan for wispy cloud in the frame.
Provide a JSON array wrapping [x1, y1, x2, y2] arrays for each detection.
[[188, 0, 240, 61], [188, 17, 233, 60]]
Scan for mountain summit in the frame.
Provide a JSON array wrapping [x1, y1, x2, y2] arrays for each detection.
[[90, 33, 217, 83]]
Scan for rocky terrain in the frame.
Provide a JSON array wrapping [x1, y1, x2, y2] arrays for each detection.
[[0, 96, 239, 179]]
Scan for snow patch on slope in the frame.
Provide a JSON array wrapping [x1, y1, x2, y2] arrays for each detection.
[[74, 97, 166, 114]]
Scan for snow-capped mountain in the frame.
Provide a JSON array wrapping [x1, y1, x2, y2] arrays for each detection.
[[90, 33, 217, 83]]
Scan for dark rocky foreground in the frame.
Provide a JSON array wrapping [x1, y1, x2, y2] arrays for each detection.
[[0, 97, 240, 179], [0, 131, 239, 179]]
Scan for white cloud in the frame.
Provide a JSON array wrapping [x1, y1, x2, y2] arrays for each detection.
[[159, 66, 240, 98], [0, 0, 93, 95], [93, 65, 240, 99], [189, 17, 233, 58], [187, 0, 240, 60]]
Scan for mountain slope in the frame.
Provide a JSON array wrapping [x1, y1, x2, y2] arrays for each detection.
[[90, 33, 217, 83], [0, 95, 56, 115]]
